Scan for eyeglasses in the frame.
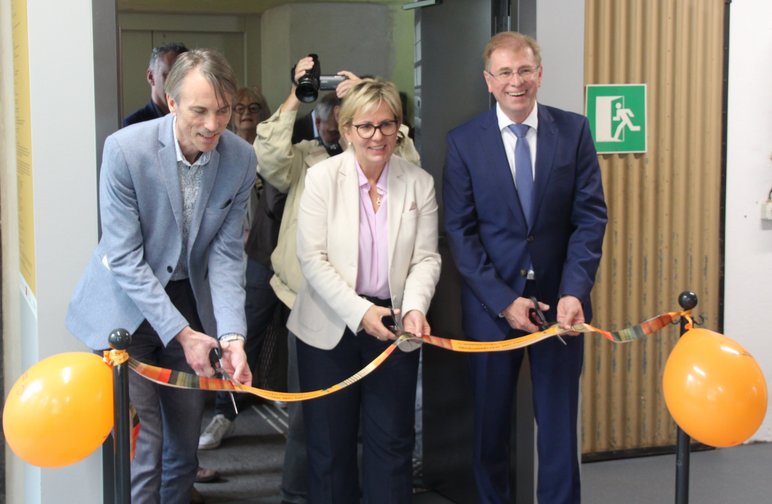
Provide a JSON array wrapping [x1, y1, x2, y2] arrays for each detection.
[[486, 65, 541, 82], [352, 120, 398, 139], [234, 103, 261, 114]]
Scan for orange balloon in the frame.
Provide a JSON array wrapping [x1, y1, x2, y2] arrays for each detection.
[[663, 328, 767, 448], [3, 352, 114, 467]]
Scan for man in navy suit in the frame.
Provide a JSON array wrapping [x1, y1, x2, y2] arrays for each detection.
[[67, 49, 255, 504], [443, 32, 607, 504], [123, 42, 188, 127]]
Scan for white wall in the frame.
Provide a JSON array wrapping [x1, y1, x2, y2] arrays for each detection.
[[119, 13, 257, 120], [725, 0, 772, 442], [260, 2, 400, 117], [536, 0, 585, 114], [1, 0, 105, 502]]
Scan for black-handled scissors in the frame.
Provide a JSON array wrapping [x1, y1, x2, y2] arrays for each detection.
[[389, 307, 404, 335], [528, 296, 566, 346], [209, 345, 238, 414]]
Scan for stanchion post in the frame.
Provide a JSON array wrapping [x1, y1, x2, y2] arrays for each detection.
[[675, 291, 698, 504], [109, 328, 132, 504]]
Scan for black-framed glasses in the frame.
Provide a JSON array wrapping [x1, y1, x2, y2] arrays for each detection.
[[486, 65, 541, 82], [352, 120, 398, 139], [234, 103, 261, 114]]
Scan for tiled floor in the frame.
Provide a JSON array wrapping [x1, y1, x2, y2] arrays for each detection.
[[196, 403, 772, 503], [196, 403, 454, 503]]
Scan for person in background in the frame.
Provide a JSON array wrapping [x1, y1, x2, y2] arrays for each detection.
[[230, 87, 271, 145], [231, 86, 273, 229], [289, 77, 441, 503], [198, 86, 281, 451], [291, 108, 317, 144], [254, 56, 421, 504], [123, 42, 188, 127], [66, 48, 255, 504], [443, 31, 608, 504]]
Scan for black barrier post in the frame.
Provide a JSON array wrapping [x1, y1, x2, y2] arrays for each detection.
[[109, 328, 132, 504], [675, 291, 698, 504]]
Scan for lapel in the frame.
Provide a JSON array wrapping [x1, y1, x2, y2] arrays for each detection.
[[336, 150, 362, 277], [532, 105, 557, 227], [158, 115, 184, 235], [479, 108, 525, 226], [387, 158, 407, 268]]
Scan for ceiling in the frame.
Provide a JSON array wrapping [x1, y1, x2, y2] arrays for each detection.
[[117, 0, 405, 15]]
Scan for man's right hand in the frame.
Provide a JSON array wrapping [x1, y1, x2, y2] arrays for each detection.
[[501, 297, 550, 333], [175, 326, 219, 377]]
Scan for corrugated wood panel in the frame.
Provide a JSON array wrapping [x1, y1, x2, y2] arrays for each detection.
[[582, 0, 724, 455]]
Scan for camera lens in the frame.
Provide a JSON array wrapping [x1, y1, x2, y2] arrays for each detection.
[[295, 53, 321, 103], [295, 75, 319, 103]]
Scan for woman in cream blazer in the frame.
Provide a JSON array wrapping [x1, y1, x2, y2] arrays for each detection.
[[288, 78, 440, 503]]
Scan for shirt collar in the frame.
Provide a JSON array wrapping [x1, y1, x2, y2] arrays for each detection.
[[172, 116, 212, 168], [496, 102, 539, 133]]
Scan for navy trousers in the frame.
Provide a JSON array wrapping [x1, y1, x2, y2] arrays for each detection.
[[469, 321, 583, 504], [297, 328, 419, 504]]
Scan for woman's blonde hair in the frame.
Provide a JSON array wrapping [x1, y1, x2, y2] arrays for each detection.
[[338, 78, 403, 132]]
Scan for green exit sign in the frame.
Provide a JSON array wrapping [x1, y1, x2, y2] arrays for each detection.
[[586, 84, 647, 154]]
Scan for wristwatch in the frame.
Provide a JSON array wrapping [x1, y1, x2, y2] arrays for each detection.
[[218, 333, 246, 343]]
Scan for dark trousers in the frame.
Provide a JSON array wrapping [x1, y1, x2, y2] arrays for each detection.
[[297, 328, 420, 504], [128, 279, 206, 504], [469, 284, 583, 504], [281, 329, 308, 504]]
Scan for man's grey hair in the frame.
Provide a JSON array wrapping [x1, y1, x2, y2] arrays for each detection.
[[314, 92, 342, 122], [164, 48, 239, 105], [148, 42, 188, 72]]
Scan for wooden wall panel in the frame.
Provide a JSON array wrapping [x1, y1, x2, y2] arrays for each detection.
[[582, 0, 724, 455]]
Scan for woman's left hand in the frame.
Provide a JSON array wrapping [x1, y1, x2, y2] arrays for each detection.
[[402, 310, 430, 338]]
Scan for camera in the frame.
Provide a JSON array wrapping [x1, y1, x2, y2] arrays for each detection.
[[293, 54, 347, 103]]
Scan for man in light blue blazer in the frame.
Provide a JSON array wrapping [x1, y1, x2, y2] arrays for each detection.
[[66, 49, 255, 504], [444, 33, 607, 503]]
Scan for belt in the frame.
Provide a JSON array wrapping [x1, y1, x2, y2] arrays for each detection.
[[361, 295, 391, 308]]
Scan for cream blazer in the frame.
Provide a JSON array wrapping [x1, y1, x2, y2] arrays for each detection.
[[287, 149, 441, 350]]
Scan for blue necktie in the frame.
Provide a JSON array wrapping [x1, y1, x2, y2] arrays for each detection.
[[509, 123, 533, 226]]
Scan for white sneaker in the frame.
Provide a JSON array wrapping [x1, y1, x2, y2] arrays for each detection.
[[198, 414, 234, 450]]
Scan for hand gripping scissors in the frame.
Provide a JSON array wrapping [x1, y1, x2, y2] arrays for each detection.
[[210, 345, 238, 414], [528, 296, 567, 346]]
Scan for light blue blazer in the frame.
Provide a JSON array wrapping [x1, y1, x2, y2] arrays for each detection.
[[66, 114, 257, 350]]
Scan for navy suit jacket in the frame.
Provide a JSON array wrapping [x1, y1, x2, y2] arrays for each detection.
[[122, 100, 164, 128], [443, 104, 607, 341], [66, 114, 257, 349]]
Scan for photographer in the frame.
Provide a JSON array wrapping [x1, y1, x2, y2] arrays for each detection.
[[254, 55, 420, 504]]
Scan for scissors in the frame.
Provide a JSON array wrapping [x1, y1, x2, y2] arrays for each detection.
[[209, 345, 238, 414], [388, 307, 403, 334], [528, 296, 567, 346], [387, 307, 424, 352]]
